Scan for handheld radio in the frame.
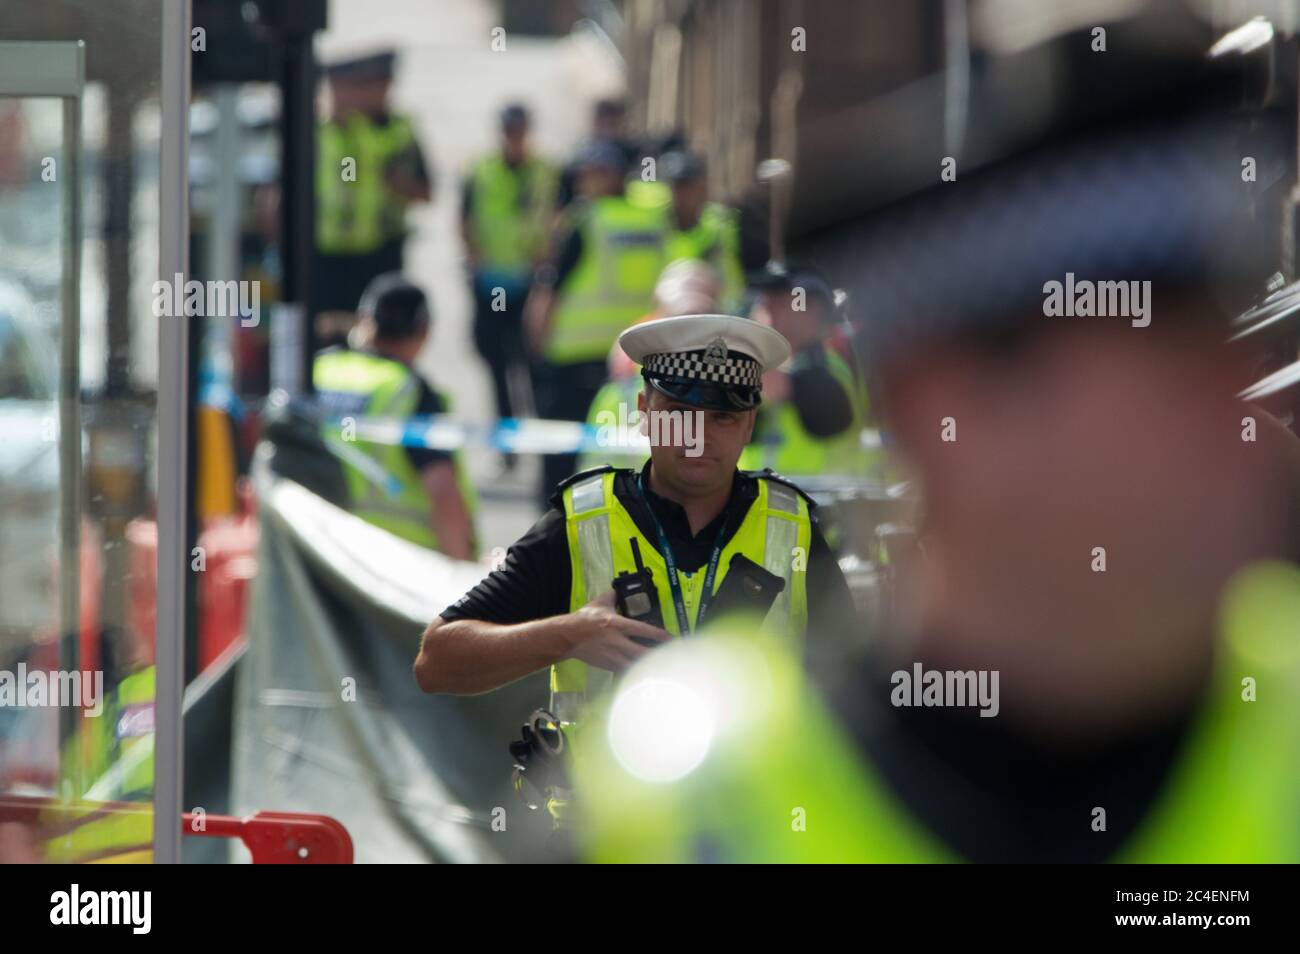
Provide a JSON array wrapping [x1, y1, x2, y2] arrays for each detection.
[[613, 538, 666, 645]]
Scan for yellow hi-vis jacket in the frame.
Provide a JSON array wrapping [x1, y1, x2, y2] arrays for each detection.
[[545, 197, 668, 365], [549, 466, 812, 728], [740, 343, 876, 478], [578, 562, 1300, 862], [317, 113, 419, 255], [313, 348, 476, 553], [665, 202, 746, 314], [46, 665, 156, 864], [466, 153, 558, 277]]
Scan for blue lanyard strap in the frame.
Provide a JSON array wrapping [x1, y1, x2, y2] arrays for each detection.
[[636, 472, 730, 636]]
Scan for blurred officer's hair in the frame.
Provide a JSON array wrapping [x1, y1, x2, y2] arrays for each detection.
[[358, 272, 431, 341]]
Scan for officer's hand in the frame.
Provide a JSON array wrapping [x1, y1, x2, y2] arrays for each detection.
[[523, 297, 545, 354], [565, 589, 671, 673], [523, 286, 553, 355]]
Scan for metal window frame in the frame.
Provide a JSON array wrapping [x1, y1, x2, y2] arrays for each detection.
[[156, 0, 193, 866]]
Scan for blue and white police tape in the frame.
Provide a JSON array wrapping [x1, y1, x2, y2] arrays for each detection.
[[324, 413, 883, 457]]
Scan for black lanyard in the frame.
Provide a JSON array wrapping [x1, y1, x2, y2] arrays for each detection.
[[636, 472, 730, 635]]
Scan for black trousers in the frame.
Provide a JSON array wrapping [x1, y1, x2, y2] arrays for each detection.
[[470, 274, 530, 425], [533, 358, 608, 507]]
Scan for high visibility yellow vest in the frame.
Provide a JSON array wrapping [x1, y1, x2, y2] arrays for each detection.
[[545, 197, 668, 365], [551, 467, 812, 728], [625, 178, 671, 211], [317, 114, 419, 255], [578, 561, 1300, 862], [313, 348, 476, 553], [467, 153, 557, 276], [666, 202, 746, 313], [740, 344, 875, 477], [47, 666, 156, 864], [577, 375, 646, 474]]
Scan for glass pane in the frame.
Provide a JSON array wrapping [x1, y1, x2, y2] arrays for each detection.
[[0, 3, 163, 865], [0, 96, 62, 795]]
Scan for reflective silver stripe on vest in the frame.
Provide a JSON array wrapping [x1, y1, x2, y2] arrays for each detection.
[[762, 481, 800, 630], [572, 472, 607, 515], [556, 473, 617, 713], [347, 371, 423, 510], [551, 691, 585, 725], [572, 474, 614, 606]]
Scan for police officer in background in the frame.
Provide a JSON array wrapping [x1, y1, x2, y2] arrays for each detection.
[[315, 51, 433, 316], [524, 139, 669, 506], [414, 314, 855, 822], [741, 264, 873, 478], [461, 103, 557, 473], [313, 274, 475, 558], [555, 98, 640, 212], [661, 151, 746, 314]]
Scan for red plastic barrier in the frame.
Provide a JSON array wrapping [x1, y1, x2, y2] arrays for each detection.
[[0, 798, 352, 864], [183, 810, 353, 864], [196, 513, 258, 670], [125, 518, 158, 661], [125, 511, 258, 675]]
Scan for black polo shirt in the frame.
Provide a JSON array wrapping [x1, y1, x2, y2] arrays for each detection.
[[440, 461, 855, 635]]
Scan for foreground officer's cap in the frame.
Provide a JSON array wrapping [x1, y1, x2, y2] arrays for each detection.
[[823, 23, 1287, 369], [619, 314, 791, 411], [325, 50, 397, 82]]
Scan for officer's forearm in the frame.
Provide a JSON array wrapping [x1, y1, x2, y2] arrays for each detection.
[[459, 219, 478, 262], [423, 464, 475, 561], [414, 614, 577, 695], [523, 286, 555, 352], [431, 500, 474, 561], [387, 171, 431, 203]]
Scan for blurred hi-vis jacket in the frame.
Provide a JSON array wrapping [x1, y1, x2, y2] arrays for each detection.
[[313, 348, 476, 552], [466, 153, 558, 280], [46, 665, 156, 864], [317, 113, 420, 255], [576, 562, 1300, 862], [740, 342, 875, 478], [545, 197, 668, 365]]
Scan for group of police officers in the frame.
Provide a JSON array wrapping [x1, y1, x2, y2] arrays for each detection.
[[310, 49, 875, 552]]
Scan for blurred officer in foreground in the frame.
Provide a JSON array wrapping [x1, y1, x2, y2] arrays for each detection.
[[661, 151, 746, 314], [315, 51, 433, 316], [525, 140, 669, 506], [575, 51, 1300, 862], [313, 274, 475, 558], [461, 103, 557, 473], [415, 314, 855, 827], [740, 264, 873, 478]]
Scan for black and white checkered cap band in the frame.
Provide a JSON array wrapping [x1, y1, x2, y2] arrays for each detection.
[[643, 349, 761, 388]]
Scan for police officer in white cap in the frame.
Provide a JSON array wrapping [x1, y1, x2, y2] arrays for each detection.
[[415, 313, 854, 824]]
